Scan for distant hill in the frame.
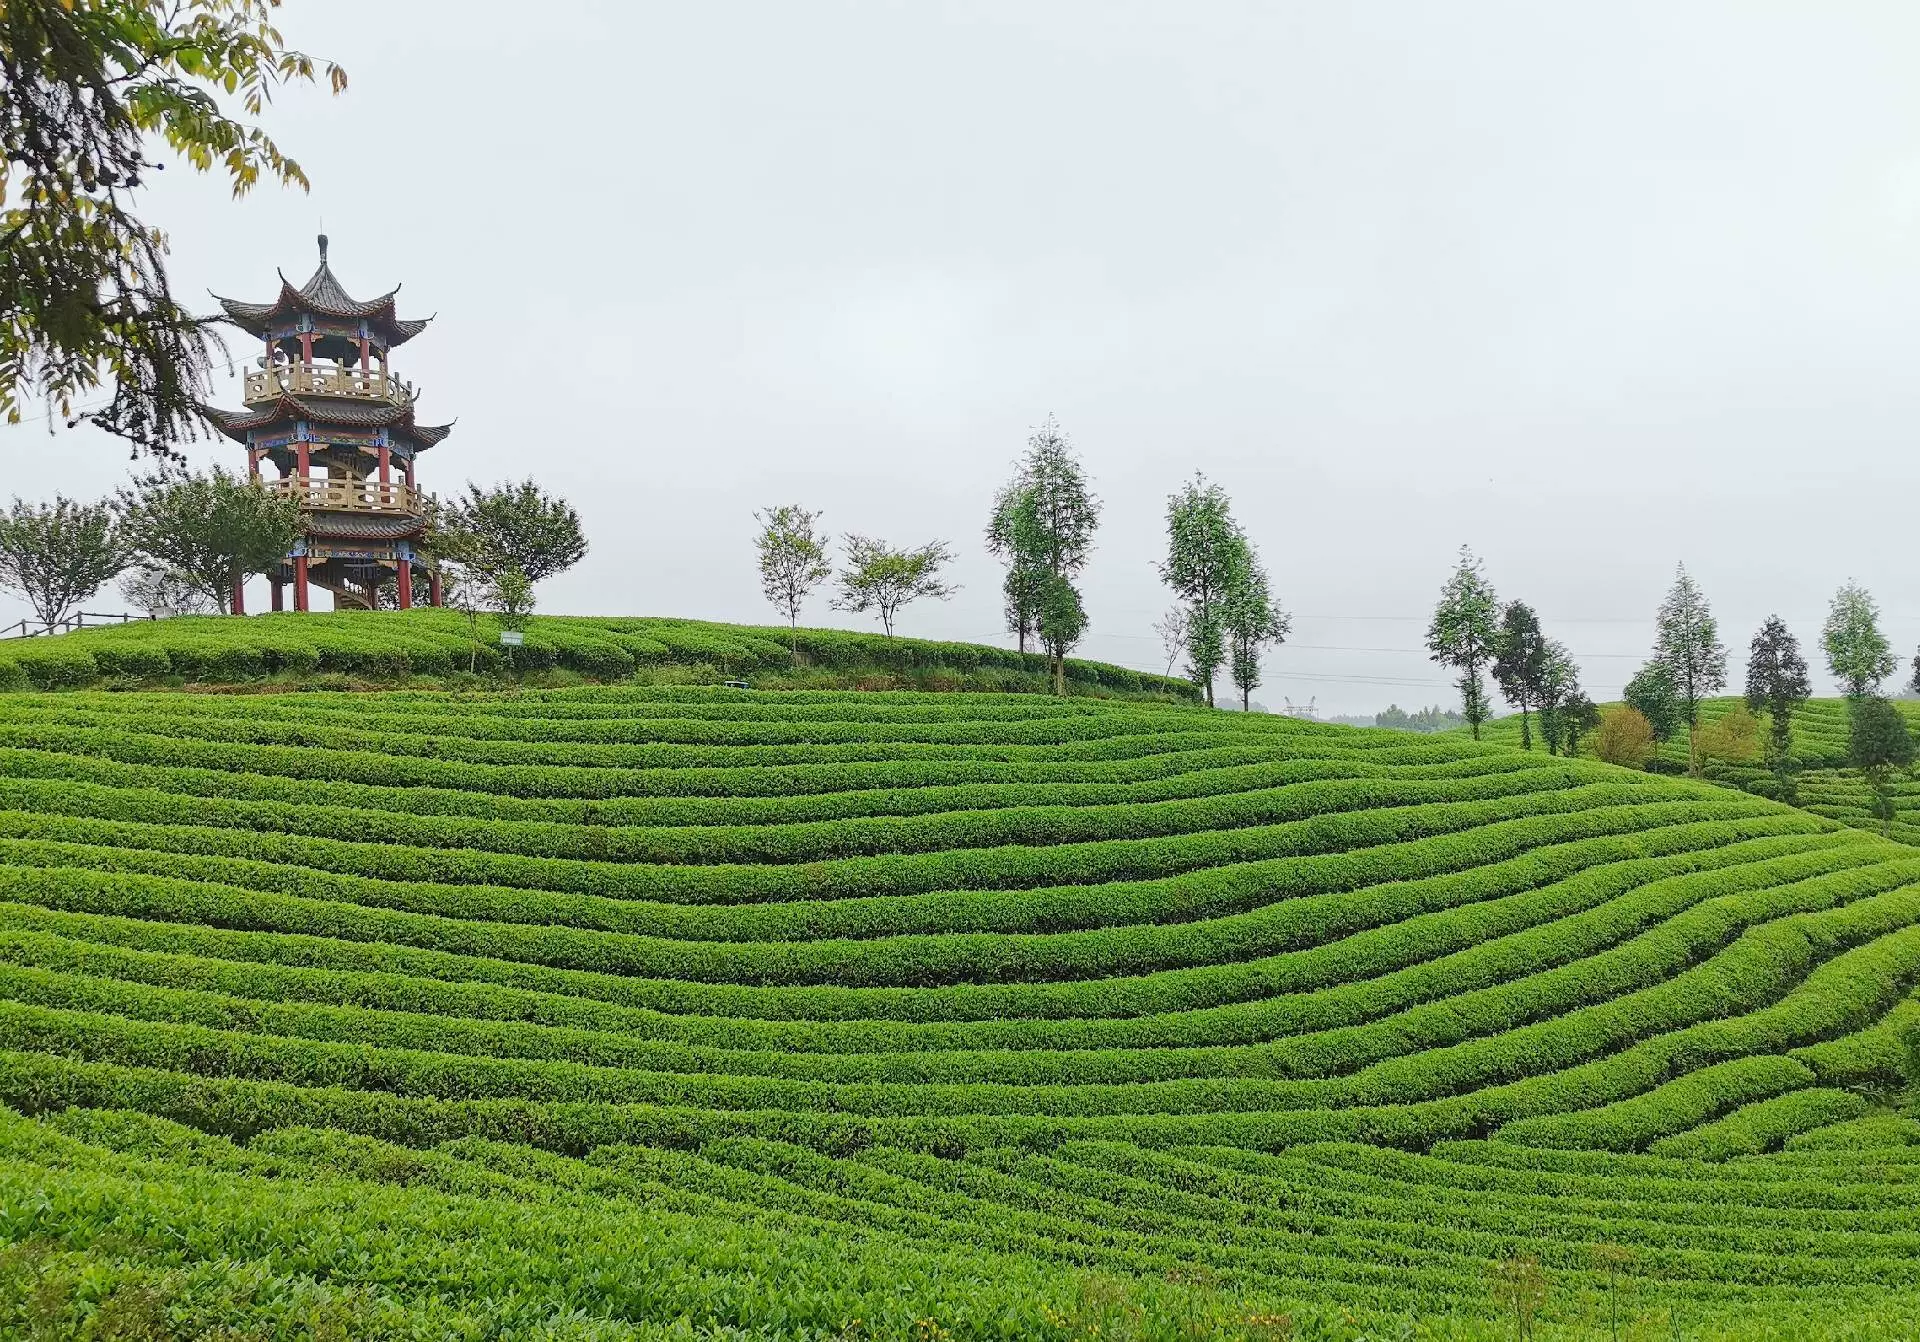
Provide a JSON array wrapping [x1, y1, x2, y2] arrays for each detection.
[[0, 611, 1195, 700]]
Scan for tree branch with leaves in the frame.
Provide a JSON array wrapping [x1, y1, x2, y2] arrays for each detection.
[[2, 0, 347, 454]]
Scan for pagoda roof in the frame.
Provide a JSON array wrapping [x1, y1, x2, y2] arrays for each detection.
[[199, 393, 454, 451], [210, 235, 433, 348], [305, 513, 425, 540]]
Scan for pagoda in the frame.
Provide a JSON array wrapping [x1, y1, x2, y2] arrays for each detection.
[[202, 235, 452, 612]]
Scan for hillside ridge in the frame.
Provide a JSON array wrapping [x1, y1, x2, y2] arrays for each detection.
[[0, 611, 1195, 700]]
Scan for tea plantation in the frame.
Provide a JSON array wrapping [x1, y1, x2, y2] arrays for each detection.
[[1476, 698, 1920, 848], [0, 612, 1194, 700], [0, 685, 1917, 1338]]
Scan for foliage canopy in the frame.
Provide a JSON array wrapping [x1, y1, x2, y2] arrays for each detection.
[[1426, 545, 1500, 739], [1823, 581, 1895, 700], [831, 534, 958, 637], [0, 494, 123, 627], [113, 464, 298, 615], [1, 0, 345, 453]]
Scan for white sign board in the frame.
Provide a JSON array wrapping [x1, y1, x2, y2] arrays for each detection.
[[499, 631, 524, 647]]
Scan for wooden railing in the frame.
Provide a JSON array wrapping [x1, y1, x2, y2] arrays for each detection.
[[265, 475, 419, 514], [245, 362, 413, 406], [2, 612, 151, 639]]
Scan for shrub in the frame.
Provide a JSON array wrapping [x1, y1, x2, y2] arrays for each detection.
[[1591, 705, 1655, 768], [1699, 703, 1761, 765]]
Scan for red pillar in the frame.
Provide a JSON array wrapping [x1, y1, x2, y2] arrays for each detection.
[[270, 581, 284, 612], [299, 332, 313, 366], [397, 561, 413, 610], [403, 456, 415, 490], [295, 442, 311, 489], [428, 571, 443, 607], [247, 447, 261, 480], [293, 556, 310, 612], [378, 445, 391, 486], [231, 574, 245, 616], [360, 337, 370, 372]]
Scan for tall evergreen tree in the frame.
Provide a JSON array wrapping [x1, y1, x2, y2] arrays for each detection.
[[1849, 696, 1914, 837], [1652, 564, 1726, 775], [987, 417, 1100, 691], [1034, 574, 1087, 697], [1425, 545, 1500, 739], [1491, 601, 1548, 751], [1222, 550, 1291, 712], [1745, 615, 1811, 801], [1560, 692, 1602, 759], [985, 483, 1043, 653], [1823, 581, 1895, 700], [1536, 640, 1585, 757], [1158, 474, 1246, 708]]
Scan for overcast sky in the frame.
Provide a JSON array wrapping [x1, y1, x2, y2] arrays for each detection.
[[8, 1, 1920, 713]]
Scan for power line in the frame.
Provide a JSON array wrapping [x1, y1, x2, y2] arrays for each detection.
[[1083, 631, 1648, 658], [0, 394, 113, 435]]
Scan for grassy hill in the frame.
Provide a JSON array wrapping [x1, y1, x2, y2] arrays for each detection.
[[0, 611, 1195, 700], [1469, 698, 1920, 846], [1, 686, 1919, 1336]]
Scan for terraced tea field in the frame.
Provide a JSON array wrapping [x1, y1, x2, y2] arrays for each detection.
[[1476, 698, 1920, 848], [1, 686, 1918, 1337]]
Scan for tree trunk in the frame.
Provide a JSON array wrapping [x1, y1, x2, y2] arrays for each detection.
[[1519, 705, 1531, 751], [789, 612, 800, 667], [1241, 686, 1250, 711], [1052, 653, 1064, 697]]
